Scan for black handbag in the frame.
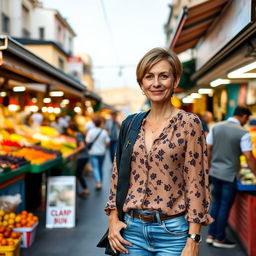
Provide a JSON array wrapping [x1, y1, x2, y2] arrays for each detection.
[[96, 111, 149, 255]]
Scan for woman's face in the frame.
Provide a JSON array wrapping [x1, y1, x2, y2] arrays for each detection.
[[141, 60, 178, 104]]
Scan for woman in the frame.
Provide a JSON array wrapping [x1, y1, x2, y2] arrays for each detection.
[[104, 48, 213, 256], [67, 123, 90, 198], [86, 117, 110, 190]]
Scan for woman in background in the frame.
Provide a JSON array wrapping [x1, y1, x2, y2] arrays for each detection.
[[67, 123, 90, 198], [86, 117, 110, 190]]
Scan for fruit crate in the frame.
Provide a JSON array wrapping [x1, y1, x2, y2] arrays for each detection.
[[0, 237, 21, 256], [13, 222, 38, 248], [30, 156, 62, 173], [0, 164, 30, 184]]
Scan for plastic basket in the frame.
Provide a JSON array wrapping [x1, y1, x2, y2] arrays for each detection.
[[13, 222, 38, 248], [0, 238, 21, 256]]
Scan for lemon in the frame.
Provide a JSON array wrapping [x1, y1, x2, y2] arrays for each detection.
[[15, 216, 21, 223], [0, 210, 5, 217], [3, 214, 9, 220], [9, 213, 16, 219], [2, 221, 8, 226]]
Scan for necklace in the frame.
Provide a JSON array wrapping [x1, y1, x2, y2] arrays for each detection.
[[147, 109, 175, 134]]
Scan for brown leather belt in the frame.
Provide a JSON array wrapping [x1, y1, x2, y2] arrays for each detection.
[[128, 210, 185, 223]]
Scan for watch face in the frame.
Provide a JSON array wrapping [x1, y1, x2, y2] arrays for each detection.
[[194, 235, 201, 242], [188, 234, 201, 243]]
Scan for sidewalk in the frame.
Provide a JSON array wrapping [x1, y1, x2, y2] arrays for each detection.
[[21, 156, 247, 256]]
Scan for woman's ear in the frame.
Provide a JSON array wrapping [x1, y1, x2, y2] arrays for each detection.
[[173, 78, 180, 89]]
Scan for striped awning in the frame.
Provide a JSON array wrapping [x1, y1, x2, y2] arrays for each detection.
[[170, 0, 230, 54]]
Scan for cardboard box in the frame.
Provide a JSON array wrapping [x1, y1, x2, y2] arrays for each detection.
[[13, 222, 38, 248]]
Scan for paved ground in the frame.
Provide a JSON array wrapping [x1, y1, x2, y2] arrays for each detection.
[[21, 153, 247, 256]]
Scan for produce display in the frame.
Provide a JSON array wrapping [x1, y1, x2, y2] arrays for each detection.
[[0, 226, 21, 246], [0, 155, 28, 172], [0, 210, 39, 229], [11, 147, 57, 165], [250, 126, 256, 158], [238, 126, 256, 186]]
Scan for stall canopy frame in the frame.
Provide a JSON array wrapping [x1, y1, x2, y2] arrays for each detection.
[[0, 36, 87, 98]]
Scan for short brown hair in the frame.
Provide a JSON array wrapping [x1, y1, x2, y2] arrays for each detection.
[[93, 116, 102, 127], [136, 48, 182, 86]]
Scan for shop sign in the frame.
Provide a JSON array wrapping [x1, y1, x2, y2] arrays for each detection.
[[67, 56, 83, 82], [246, 80, 256, 105], [46, 176, 76, 228], [196, 0, 252, 70], [238, 84, 247, 105]]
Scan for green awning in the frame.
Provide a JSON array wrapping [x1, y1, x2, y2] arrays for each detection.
[[178, 59, 195, 91]]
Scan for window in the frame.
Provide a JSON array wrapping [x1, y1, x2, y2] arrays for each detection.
[[39, 27, 45, 40], [2, 13, 10, 33], [22, 28, 30, 38], [58, 57, 64, 71]]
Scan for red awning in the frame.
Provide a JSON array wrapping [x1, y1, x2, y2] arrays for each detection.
[[170, 0, 230, 54]]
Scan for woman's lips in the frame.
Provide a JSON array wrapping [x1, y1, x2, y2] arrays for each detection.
[[150, 90, 165, 94]]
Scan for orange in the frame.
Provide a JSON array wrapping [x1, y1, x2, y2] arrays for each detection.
[[20, 219, 27, 226], [15, 223, 21, 228], [1, 239, 7, 246], [7, 240, 15, 246], [27, 213, 34, 218]]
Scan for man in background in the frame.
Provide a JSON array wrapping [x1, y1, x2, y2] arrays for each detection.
[[105, 111, 120, 163], [206, 105, 256, 248], [200, 111, 213, 135]]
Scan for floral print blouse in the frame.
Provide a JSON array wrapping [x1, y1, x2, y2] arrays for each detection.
[[105, 110, 213, 225]]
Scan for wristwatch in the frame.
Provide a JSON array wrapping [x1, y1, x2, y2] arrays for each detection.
[[187, 234, 202, 243]]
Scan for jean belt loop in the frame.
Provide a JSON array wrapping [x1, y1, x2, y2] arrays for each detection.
[[130, 210, 134, 220], [155, 212, 162, 223]]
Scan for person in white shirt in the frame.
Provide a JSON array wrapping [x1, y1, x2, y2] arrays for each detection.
[[30, 109, 43, 126], [86, 116, 110, 190], [206, 106, 256, 248]]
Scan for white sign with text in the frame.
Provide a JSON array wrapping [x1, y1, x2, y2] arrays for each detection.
[[46, 176, 76, 228]]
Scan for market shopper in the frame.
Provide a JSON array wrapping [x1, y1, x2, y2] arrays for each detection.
[[30, 109, 43, 126], [105, 111, 120, 163], [86, 117, 110, 190], [200, 111, 213, 136], [104, 48, 213, 256], [206, 105, 256, 248], [67, 123, 90, 198]]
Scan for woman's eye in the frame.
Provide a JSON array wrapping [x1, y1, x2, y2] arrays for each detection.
[[160, 74, 169, 79], [145, 75, 153, 80]]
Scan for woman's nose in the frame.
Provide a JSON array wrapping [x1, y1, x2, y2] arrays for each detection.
[[152, 76, 161, 86]]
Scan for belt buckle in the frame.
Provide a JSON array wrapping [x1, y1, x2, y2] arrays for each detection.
[[139, 213, 154, 222]]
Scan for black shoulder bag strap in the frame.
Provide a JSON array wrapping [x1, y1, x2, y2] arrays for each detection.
[[116, 111, 149, 220], [97, 111, 149, 255], [90, 129, 102, 146]]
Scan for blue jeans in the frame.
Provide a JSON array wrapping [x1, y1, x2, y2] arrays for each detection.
[[120, 210, 188, 256], [90, 155, 105, 183], [208, 176, 237, 240]]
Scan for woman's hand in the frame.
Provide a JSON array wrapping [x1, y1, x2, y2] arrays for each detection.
[[181, 238, 199, 256], [108, 210, 132, 254]]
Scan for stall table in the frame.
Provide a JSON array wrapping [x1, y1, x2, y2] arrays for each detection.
[[0, 164, 30, 212], [229, 182, 256, 256]]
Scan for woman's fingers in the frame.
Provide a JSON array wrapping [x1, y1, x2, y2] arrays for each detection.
[[108, 223, 132, 254], [110, 237, 128, 254], [116, 232, 132, 246]]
